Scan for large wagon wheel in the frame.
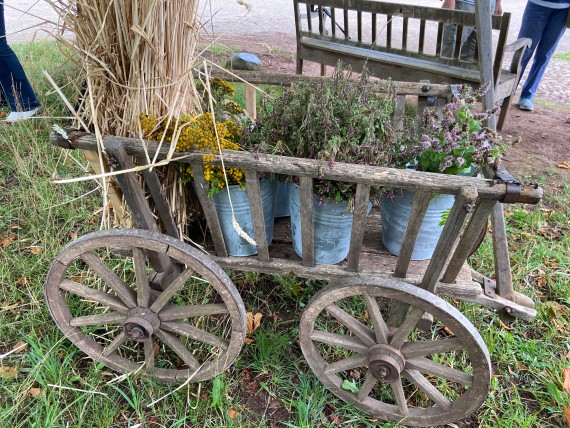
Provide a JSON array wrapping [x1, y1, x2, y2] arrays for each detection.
[[45, 229, 246, 383], [299, 277, 491, 427]]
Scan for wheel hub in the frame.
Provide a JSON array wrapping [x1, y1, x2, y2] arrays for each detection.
[[124, 307, 160, 342], [368, 344, 405, 383]]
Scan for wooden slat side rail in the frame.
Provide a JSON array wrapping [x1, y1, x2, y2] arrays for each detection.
[[244, 170, 270, 262], [105, 139, 173, 273], [441, 198, 496, 283], [137, 159, 180, 239], [52, 130, 544, 205], [347, 183, 371, 272], [188, 161, 228, 258], [300, 176, 315, 267], [207, 69, 454, 96], [393, 191, 431, 278], [420, 186, 478, 293]]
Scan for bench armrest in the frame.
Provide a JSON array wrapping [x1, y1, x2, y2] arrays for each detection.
[[505, 37, 531, 53]]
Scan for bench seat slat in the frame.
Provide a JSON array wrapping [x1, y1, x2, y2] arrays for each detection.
[[300, 36, 518, 84]]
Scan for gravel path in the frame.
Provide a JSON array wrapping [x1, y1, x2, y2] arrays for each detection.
[[5, 0, 569, 105]]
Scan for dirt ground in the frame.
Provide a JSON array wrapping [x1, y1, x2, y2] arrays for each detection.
[[213, 34, 570, 197]]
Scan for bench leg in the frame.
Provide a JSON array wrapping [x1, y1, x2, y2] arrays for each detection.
[[296, 57, 303, 75], [320, 63, 326, 76], [497, 98, 509, 131]]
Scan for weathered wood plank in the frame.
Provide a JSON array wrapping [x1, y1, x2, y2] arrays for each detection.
[[52, 132, 543, 204], [420, 186, 478, 293], [244, 170, 270, 262], [137, 162, 179, 239], [442, 198, 496, 283], [347, 183, 371, 272], [393, 191, 431, 278], [300, 176, 315, 267], [188, 161, 228, 257]]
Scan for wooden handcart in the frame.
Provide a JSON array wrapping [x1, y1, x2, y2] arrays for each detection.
[[46, 73, 542, 427]]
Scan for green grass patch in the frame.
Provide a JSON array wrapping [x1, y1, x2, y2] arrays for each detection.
[[553, 52, 570, 61], [1, 40, 570, 427]]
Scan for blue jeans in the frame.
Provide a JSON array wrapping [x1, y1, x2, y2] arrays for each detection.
[[0, 1, 39, 111], [441, 0, 496, 61], [518, 2, 568, 101]]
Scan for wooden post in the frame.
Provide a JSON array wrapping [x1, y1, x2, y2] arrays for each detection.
[[474, 0, 496, 129]]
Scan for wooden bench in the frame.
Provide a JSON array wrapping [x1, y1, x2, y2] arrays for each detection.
[[293, 0, 531, 130]]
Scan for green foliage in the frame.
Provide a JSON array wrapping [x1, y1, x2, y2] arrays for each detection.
[[244, 63, 398, 205], [399, 84, 506, 174]]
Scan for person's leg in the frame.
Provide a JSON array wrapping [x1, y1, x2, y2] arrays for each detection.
[[516, 2, 550, 89], [459, 0, 496, 62], [0, 2, 40, 112], [441, 22, 459, 58], [519, 7, 567, 102], [441, 1, 476, 59]]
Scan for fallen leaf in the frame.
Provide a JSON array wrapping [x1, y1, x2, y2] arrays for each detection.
[[29, 246, 42, 255], [565, 408, 570, 427], [244, 337, 255, 344], [330, 415, 341, 424], [563, 368, 570, 394], [245, 312, 263, 335], [556, 162, 570, 170], [228, 409, 239, 419], [1, 233, 16, 248], [27, 388, 41, 397], [0, 366, 19, 379], [12, 341, 27, 354], [16, 278, 29, 286]]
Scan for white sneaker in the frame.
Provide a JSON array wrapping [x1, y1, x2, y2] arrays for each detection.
[[5, 108, 39, 122]]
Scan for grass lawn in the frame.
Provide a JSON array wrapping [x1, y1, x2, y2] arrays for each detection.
[[1, 40, 570, 428]]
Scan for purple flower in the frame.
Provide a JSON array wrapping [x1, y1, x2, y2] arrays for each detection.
[[456, 157, 465, 167], [439, 156, 454, 172]]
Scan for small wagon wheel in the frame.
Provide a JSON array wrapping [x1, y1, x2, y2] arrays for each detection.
[[45, 229, 246, 383], [299, 277, 491, 427]]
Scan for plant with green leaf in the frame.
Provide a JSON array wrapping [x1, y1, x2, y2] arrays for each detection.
[[399, 83, 507, 175], [243, 63, 398, 207]]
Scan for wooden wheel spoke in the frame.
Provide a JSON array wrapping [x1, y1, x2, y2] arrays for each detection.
[[155, 330, 200, 371], [401, 338, 464, 359], [363, 293, 389, 344], [102, 331, 128, 357], [161, 321, 229, 350], [357, 372, 378, 401], [60, 280, 129, 313], [81, 251, 137, 308], [159, 304, 229, 321], [144, 338, 155, 372], [150, 268, 194, 313], [132, 248, 151, 307], [390, 378, 410, 417], [70, 311, 126, 327], [325, 304, 376, 347], [389, 307, 425, 349], [324, 353, 368, 375], [406, 357, 473, 386], [310, 330, 369, 353], [404, 368, 452, 410]]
